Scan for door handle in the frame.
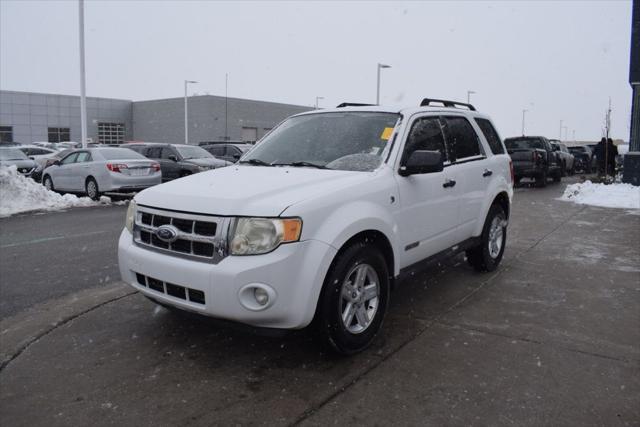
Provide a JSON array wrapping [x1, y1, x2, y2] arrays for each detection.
[[482, 169, 493, 177], [442, 179, 456, 188]]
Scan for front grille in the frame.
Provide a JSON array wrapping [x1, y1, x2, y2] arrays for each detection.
[[133, 205, 230, 263], [134, 272, 205, 305]]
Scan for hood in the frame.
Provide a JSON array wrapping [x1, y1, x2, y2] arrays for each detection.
[[183, 157, 228, 168], [135, 165, 371, 217], [0, 159, 36, 169]]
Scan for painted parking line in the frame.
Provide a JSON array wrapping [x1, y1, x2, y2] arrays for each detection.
[[0, 230, 112, 249]]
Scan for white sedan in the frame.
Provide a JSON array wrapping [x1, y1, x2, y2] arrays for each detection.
[[42, 147, 162, 200]]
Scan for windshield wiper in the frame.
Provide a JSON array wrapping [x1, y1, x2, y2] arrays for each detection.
[[238, 158, 273, 167], [272, 161, 328, 169]]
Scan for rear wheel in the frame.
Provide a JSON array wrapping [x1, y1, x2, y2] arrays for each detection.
[[314, 241, 390, 355], [560, 161, 566, 177], [466, 204, 507, 272], [85, 178, 100, 201], [43, 175, 54, 192], [553, 167, 562, 182], [180, 171, 192, 178]]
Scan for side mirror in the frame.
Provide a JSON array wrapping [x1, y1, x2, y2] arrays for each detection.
[[53, 160, 61, 166], [168, 155, 178, 162], [399, 150, 444, 176]]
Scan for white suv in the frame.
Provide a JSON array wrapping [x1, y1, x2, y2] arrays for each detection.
[[118, 99, 513, 354]]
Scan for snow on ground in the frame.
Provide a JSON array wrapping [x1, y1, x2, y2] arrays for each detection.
[[0, 165, 113, 217], [560, 180, 640, 210]]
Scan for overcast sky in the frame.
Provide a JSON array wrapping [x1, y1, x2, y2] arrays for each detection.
[[0, 0, 633, 141]]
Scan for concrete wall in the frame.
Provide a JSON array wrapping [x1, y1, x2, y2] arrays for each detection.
[[0, 90, 133, 143], [132, 95, 312, 144]]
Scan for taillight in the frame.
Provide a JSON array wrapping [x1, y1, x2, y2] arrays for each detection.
[[151, 163, 160, 172], [509, 159, 514, 185], [107, 163, 128, 173]]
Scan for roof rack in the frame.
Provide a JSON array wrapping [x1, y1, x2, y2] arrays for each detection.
[[336, 102, 376, 108], [420, 98, 476, 111]]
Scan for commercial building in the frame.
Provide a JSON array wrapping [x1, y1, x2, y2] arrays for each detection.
[[0, 90, 311, 145]]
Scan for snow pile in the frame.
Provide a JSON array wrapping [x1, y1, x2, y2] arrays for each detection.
[[0, 165, 110, 217], [560, 180, 640, 210]]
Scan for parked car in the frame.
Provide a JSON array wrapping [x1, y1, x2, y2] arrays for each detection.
[[504, 136, 562, 186], [201, 143, 253, 163], [119, 99, 513, 354], [0, 147, 38, 176], [122, 143, 230, 181], [549, 140, 575, 176], [567, 145, 594, 173], [42, 147, 161, 200], [18, 145, 58, 161]]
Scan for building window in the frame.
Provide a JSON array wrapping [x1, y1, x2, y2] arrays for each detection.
[[241, 127, 258, 143], [48, 127, 71, 143], [0, 126, 13, 143], [98, 122, 125, 145]]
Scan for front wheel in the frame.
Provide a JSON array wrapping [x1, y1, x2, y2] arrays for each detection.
[[85, 178, 100, 201], [43, 175, 54, 192], [466, 204, 507, 272], [314, 241, 390, 355]]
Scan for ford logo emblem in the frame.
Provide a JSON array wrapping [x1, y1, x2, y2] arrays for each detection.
[[155, 225, 179, 243]]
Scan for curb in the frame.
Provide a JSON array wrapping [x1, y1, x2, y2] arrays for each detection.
[[0, 281, 136, 371]]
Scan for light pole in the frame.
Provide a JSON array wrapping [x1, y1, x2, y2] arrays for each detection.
[[559, 119, 563, 140], [315, 96, 324, 110], [184, 80, 197, 145], [521, 109, 528, 136], [376, 63, 391, 105], [562, 126, 568, 141], [467, 90, 476, 104], [78, 0, 87, 148]]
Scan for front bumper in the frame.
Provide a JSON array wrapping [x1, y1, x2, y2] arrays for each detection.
[[118, 229, 337, 329]]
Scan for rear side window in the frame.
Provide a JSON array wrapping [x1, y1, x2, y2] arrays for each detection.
[[98, 148, 146, 160], [146, 147, 161, 158], [443, 116, 482, 160], [206, 146, 225, 156], [474, 118, 504, 155], [402, 117, 448, 163]]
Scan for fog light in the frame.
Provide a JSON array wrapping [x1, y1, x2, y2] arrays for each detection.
[[254, 287, 269, 306]]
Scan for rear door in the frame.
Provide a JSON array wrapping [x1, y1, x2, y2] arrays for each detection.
[[441, 115, 492, 241], [394, 114, 460, 266], [69, 151, 92, 191]]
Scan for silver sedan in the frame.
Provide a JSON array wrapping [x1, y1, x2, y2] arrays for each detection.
[[42, 147, 162, 200]]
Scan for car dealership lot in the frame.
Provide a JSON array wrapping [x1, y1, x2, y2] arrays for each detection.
[[0, 178, 638, 426]]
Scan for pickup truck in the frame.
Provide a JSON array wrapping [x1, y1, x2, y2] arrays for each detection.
[[504, 136, 562, 186], [549, 140, 575, 176], [118, 99, 513, 354]]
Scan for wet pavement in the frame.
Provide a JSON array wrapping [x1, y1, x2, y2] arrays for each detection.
[[0, 179, 638, 426]]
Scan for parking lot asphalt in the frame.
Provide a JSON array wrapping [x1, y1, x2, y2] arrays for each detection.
[[0, 178, 638, 426], [0, 204, 128, 319]]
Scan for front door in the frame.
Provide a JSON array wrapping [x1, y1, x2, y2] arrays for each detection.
[[394, 115, 460, 267], [54, 152, 79, 190]]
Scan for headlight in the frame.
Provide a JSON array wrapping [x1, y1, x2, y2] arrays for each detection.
[[229, 217, 302, 255], [125, 199, 137, 233], [197, 165, 210, 171]]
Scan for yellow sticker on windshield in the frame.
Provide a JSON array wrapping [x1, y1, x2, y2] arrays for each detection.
[[380, 127, 394, 140]]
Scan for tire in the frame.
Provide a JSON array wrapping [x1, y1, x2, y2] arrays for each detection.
[[560, 161, 566, 177], [536, 170, 547, 187], [514, 177, 521, 185], [553, 167, 562, 183], [43, 175, 54, 192], [466, 204, 507, 272], [85, 178, 100, 201], [314, 241, 390, 355], [180, 171, 192, 178]]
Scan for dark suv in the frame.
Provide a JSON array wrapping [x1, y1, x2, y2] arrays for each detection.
[[201, 143, 253, 163], [122, 143, 230, 181]]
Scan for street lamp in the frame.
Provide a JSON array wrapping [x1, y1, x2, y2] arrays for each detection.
[[559, 119, 563, 140], [184, 80, 198, 145], [376, 63, 391, 105], [521, 109, 528, 136], [78, 0, 88, 148], [315, 96, 324, 110], [467, 90, 476, 104]]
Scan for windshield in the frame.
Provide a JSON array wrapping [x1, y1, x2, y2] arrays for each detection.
[[504, 138, 544, 150], [0, 148, 29, 160], [241, 112, 399, 171], [97, 148, 146, 160], [176, 145, 213, 159]]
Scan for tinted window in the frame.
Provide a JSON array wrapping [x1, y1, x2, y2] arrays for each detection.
[[402, 117, 447, 163], [0, 148, 28, 160], [160, 147, 176, 159], [475, 118, 504, 154], [206, 145, 225, 156], [61, 153, 79, 164], [145, 147, 159, 158], [175, 145, 213, 159], [504, 138, 545, 150], [444, 116, 482, 160], [98, 148, 145, 160]]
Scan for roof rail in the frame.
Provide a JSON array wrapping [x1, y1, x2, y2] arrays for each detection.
[[336, 102, 376, 108], [420, 98, 476, 111]]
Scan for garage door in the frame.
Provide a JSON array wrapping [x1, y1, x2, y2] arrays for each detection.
[[241, 127, 258, 143]]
